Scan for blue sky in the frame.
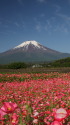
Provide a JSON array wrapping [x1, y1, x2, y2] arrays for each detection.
[[0, 0, 70, 53]]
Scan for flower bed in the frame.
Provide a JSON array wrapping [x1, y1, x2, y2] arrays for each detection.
[[0, 73, 70, 124]]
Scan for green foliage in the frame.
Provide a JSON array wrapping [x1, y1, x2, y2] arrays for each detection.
[[0, 57, 70, 69], [7, 62, 27, 69], [47, 57, 70, 67]]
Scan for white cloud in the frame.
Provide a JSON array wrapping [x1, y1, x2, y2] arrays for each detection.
[[53, 4, 61, 13], [59, 24, 69, 33], [56, 13, 70, 27], [55, 12, 70, 32], [40, 13, 45, 17], [14, 21, 25, 29], [53, 23, 69, 34], [35, 24, 41, 32], [14, 22, 20, 27], [44, 19, 52, 32], [34, 18, 42, 32], [57, 13, 70, 21], [44, 17, 69, 34]]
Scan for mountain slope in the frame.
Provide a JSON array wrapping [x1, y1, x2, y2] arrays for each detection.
[[0, 40, 70, 64]]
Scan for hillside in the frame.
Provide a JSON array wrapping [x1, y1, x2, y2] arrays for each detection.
[[0, 40, 70, 64], [45, 57, 70, 67]]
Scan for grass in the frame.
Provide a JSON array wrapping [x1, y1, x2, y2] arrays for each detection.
[[0, 67, 70, 74]]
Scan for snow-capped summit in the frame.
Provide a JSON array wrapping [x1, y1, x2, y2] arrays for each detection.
[[0, 40, 70, 64], [14, 40, 41, 49], [13, 40, 47, 51]]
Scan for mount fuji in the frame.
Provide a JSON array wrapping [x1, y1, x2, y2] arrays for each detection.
[[0, 40, 70, 64]]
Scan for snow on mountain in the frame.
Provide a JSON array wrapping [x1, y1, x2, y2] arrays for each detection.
[[13, 40, 46, 50], [0, 40, 70, 64], [14, 40, 40, 48]]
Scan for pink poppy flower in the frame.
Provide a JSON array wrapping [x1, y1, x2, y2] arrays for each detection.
[[11, 113, 18, 125], [0, 109, 7, 120], [54, 108, 67, 121], [67, 109, 70, 116], [0, 109, 7, 116], [51, 121, 62, 125], [1, 102, 18, 113]]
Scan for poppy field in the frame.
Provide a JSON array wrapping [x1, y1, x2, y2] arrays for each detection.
[[0, 72, 70, 125]]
